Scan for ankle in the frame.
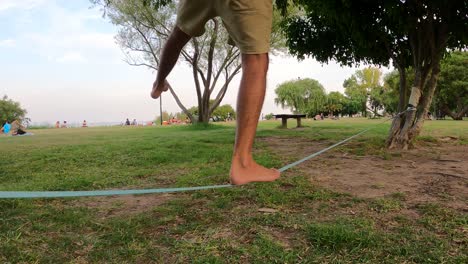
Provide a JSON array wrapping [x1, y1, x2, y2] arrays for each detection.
[[232, 154, 254, 168]]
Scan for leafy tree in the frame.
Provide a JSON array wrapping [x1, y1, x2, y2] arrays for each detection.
[[343, 67, 384, 117], [382, 71, 403, 115], [274, 78, 327, 116], [341, 96, 360, 117], [383, 70, 416, 116], [278, 0, 467, 149], [343, 76, 366, 116], [324, 91, 346, 116], [385, 52, 467, 119], [434, 51, 468, 120], [92, 0, 286, 123], [212, 104, 235, 121], [0, 95, 27, 125], [264, 113, 275, 120]]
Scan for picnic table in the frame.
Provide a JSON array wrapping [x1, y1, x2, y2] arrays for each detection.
[[274, 114, 306, 128]]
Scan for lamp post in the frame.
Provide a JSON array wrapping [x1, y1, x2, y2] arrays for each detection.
[[160, 95, 163, 126]]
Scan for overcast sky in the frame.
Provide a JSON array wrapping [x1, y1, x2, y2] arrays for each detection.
[[0, 0, 392, 125]]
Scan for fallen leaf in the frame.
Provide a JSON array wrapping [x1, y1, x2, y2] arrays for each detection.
[[258, 208, 278, 213]]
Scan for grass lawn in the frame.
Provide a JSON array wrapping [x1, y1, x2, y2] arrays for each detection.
[[0, 118, 467, 263]]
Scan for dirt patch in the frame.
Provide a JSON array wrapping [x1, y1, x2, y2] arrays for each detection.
[[260, 136, 468, 212], [74, 193, 178, 218]]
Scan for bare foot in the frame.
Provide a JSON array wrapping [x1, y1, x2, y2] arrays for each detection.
[[151, 79, 170, 99], [230, 158, 280, 185]]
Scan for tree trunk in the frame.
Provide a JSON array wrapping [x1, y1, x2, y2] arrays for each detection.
[[441, 104, 468, 120], [387, 64, 441, 149], [387, 67, 407, 146]]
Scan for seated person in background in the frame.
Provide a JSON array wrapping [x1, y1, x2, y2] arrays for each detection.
[[1, 121, 11, 135], [61, 121, 68, 128], [82, 120, 88, 127], [55, 121, 60, 128], [11, 120, 27, 136]]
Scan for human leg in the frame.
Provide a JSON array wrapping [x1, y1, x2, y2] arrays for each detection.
[[230, 54, 280, 185], [151, 27, 191, 99]]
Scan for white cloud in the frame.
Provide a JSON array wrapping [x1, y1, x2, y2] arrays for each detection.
[[0, 0, 49, 12], [0, 39, 15, 47], [27, 32, 117, 51], [17, 2, 122, 64], [56, 52, 86, 63]]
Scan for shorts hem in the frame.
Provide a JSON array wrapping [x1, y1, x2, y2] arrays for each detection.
[[239, 48, 270, 54], [176, 23, 202, 38]]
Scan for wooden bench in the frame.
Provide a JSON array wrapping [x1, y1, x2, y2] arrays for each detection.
[[274, 114, 306, 128]]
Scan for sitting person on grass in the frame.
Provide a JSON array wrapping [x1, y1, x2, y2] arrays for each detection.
[[1, 121, 11, 135], [10, 120, 29, 136]]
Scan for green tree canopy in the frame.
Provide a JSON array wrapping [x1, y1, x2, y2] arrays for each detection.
[[383, 70, 415, 115], [384, 52, 467, 119], [278, 0, 467, 149], [212, 104, 235, 121], [435, 51, 468, 120], [0, 95, 27, 125], [274, 78, 326, 116], [324, 91, 346, 116], [343, 67, 383, 117]]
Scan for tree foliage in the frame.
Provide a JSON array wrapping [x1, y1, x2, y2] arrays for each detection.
[[384, 52, 467, 119], [324, 91, 346, 116], [264, 113, 275, 120], [278, 0, 468, 149], [274, 78, 327, 116], [0, 95, 27, 125], [343, 67, 384, 117], [435, 51, 468, 120], [212, 104, 235, 121]]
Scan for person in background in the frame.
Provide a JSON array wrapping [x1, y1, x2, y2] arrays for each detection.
[[125, 118, 131, 126], [1, 121, 11, 135], [82, 120, 88, 127], [11, 120, 27, 136], [132, 119, 137, 126], [55, 121, 60, 128], [61, 121, 68, 128]]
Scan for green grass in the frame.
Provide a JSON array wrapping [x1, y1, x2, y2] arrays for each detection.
[[0, 118, 467, 263]]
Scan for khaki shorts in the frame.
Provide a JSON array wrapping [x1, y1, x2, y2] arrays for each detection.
[[176, 0, 273, 54]]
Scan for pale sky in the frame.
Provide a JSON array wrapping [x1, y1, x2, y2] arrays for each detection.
[[0, 0, 391, 125]]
